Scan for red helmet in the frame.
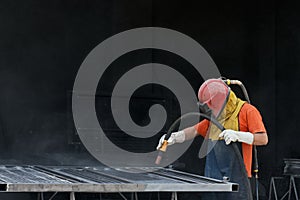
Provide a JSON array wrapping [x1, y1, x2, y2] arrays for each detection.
[[198, 78, 230, 116]]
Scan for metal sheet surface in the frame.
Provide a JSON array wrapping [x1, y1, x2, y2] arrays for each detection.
[[0, 166, 238, 192]]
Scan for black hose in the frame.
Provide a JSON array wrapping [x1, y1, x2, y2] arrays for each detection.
[[224, 79, 259, 200], [239, 82, 259, 200]]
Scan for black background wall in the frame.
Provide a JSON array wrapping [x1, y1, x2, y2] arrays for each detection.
[[0, 0, 299, 199]]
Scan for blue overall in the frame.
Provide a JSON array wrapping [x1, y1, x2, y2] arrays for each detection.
[[202, 140, 253, 200]]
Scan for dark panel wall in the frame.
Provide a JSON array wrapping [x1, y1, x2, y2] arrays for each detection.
[[276, 1, 300, 173], [0, 0, 299, 195]]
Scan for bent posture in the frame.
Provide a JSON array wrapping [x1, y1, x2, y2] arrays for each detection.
[[157, 78, 268, 200]]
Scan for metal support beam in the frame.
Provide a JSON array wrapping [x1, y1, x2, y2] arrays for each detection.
[[171, 192, 178, 200], [288, 176, 299, 200], [70, 192, 75, 200], [268, 176, 299, 200]]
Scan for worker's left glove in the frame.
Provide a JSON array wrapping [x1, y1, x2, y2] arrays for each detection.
[[156, 131, 185, 150], [219, 129, 254, 145]]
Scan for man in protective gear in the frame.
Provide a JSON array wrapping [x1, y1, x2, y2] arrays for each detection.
[[157, 78, 268, 200]]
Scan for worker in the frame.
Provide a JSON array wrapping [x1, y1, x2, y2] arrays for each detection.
[[157, 78, 268, 200]]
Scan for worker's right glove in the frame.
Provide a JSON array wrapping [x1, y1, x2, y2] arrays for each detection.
[[219, 129, 254, 145], [156, 131, 185, 150]]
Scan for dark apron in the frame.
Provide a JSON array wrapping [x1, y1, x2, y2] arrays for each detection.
[[202, 140, 253, 200]]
